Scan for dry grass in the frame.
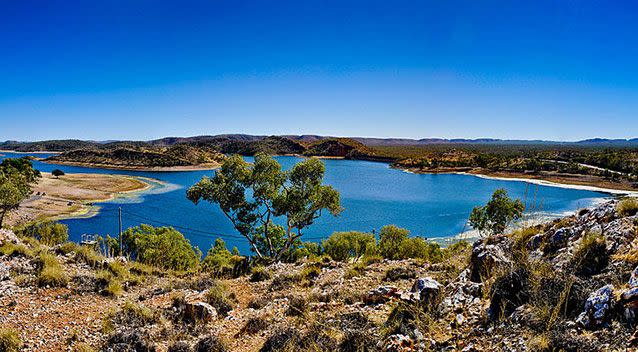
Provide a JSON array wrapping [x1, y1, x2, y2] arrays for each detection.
[[617, 198, 638, 217]]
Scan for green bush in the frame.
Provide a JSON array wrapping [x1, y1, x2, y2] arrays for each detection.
[[202, 238, 247, 277], [377, 225, 443, 262], [378, 225, 409, 260], [0, 242, 33, 258], [618, 198, 638, 217], [120, 225, 201, 271], [323, 231, 377, 262], [399, 237, 443, 262], [36, 253, 68, 287], [0, 328, 22, 352], [249, 266, 271, 282], [19, 221, 68, 246]]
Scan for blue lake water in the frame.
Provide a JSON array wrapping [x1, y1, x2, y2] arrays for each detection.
[[1, 151, 609, 253]]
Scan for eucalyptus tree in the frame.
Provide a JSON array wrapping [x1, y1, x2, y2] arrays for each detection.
[[469, 188, 525, 237], [187, 154, 342, 260], [0, 158, 40, 228]]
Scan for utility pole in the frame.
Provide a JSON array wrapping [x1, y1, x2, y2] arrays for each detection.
[[118, 207, 123, 257]]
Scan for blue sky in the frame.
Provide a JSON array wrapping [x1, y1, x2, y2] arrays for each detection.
[[1, 0, 637, 141]]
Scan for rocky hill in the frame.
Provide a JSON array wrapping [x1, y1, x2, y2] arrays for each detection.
[[45, 145, 225, 170], [0, 199, 637, 351]]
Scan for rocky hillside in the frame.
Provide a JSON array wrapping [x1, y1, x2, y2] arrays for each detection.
[[45, 145, 225, 169], [0, 199, 637, 351]]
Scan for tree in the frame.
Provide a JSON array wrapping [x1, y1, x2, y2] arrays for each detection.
[[51, 169, 65, 178], [118, 224, 201, 271], [378, 225, 409, 260], [469, 189, 525, 237], [188, 154, 342, 260], [0, 158, 40, 228], [323, 231, 377, 262]]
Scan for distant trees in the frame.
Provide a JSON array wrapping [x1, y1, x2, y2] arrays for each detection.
[[0, 158, 40, 228], [51, 169, 65, 178], [469, 189, 525, 237], [188, 154, 342, 261]]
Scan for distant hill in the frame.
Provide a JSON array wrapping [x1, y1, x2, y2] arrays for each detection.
[[3, 135, 638, 153], [46, 145, 225, 169]]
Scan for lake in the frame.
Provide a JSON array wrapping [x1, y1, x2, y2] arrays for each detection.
[[0, 151, 609, 253]]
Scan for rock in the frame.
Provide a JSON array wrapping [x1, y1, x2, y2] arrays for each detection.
[[469, 236, 512, 282], [410, 277, 442, 311], [384, 334, 416, 352], [576, 284, 614, 329], [365, 285, 400, 305], [0, 229, 19, 246]]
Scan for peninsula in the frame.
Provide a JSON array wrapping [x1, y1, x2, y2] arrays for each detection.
[[5, 172, 151, 227]]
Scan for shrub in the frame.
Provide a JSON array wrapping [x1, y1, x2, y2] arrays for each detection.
[[168, 341, 191, 352], [120, 224, 200, 271], [383, 267, 416, 281], [323, 231, 376, 262], [299, 264, 321, 282], [378, 225, 410, 260], [248, 296, 270, 310], [240, 316, 269, 335], [19, 221, 68, 246], [572, 232, 608, 276], [269, 272, 301, 291], [106, 278, 124, 297], [286, 296, 307, 317], [52, 169, 65, 177], [249, 266, 271, 282], [74, 245, 104, 268], [206, 281, 234, 317], [36, 252, 68, 287], [195, 335, 228, 352], [618, 198, 638, 217], [0, 328, 22, 352], [72, 342, 96, 352], [398, 237, 443, 262], [202, 238, 248, 277], [103, 301, 158, 333], [260, 328, 303, 352], [0, 242, 33, 258]]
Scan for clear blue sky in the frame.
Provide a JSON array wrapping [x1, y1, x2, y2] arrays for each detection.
[[1, 1, 637, 141]]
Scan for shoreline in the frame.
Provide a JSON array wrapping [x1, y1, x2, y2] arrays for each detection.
[[41, 159, 221, 172], [399, 166, 638, 196], [460, 172, 638, 197], [8, 173, 157, 226]]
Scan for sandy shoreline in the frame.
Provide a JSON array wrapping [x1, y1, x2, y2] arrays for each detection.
[[6, 173, 157, 226], [399, 166, 638, 196], [459, 172, 638, 196]]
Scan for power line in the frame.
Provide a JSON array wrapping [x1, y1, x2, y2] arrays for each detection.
[[122, 209, 246, 241]]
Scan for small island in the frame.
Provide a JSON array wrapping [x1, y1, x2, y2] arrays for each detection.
[[5, 172, 151, 227]]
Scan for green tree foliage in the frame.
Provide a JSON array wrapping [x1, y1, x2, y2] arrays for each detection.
[[18, 221, 69, 246], [51, 169, 65, 178], [378, 225, 409, 260], [0, 158, 40, 228], [188, 154, 342, 260], [469, 189, 525, 236], [119, 224, 201, 271], [378, 225, 443, 261], [323, 231, 376, 262], [202, 238, 233, 274]]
